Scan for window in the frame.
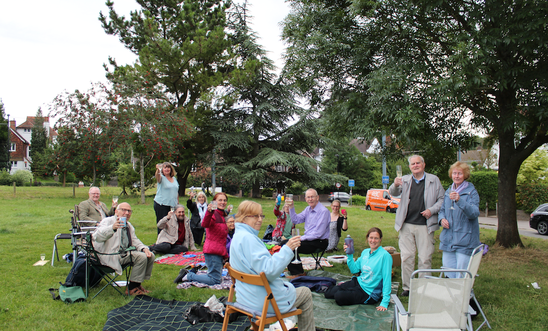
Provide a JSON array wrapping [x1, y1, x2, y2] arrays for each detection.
[[11, 161, 17, 167], [10, 143, 16, 152], [24, 128, 31, 133]]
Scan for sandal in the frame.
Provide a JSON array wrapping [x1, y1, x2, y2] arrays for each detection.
[[126, 287, 146, 296], [138, 285, 151, 294]]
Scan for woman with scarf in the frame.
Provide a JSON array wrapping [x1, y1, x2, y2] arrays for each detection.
[[187, 191, 208, 245], [438, 161, 480, 278]]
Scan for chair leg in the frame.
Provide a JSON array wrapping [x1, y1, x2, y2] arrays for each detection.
[[472, 293, 491, 331]]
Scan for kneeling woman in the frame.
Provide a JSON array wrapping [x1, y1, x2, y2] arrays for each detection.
[[324, 227, 392, 311], [230, 201, 316, 331]]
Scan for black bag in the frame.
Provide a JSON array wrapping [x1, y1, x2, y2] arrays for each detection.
[[262, 224, 274, 241], [65, 256, 101, 288], [184, 303, 224, 325]]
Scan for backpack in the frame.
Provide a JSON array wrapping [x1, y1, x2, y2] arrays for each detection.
[[64, 256, 101, 288]]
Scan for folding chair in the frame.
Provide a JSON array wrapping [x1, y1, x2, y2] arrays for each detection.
[[438, 244, 491, 331], [51, 205, 96, 266], [310, 247, 326, 270], [392, 269, 474, 331], [222, 262, 302, 331], [81, 232, 134, 300]]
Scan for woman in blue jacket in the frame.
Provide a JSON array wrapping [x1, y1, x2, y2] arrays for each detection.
[[230, 201, 316, 331], [438, 161, 480, 278], [324, 227, 392, 311]]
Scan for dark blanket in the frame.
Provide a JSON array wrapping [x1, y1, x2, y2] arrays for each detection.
[[103, 295, 249, 331]]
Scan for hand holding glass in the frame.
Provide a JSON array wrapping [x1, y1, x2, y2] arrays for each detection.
[[396, 165, 403, 178], [450, 189, 455, 210], [210, 201, 218, 210], [291, 229, 301, 264], [112, 196, 119, 204]]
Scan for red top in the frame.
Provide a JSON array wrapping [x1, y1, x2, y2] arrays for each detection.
[[201, 209, 228, 258]]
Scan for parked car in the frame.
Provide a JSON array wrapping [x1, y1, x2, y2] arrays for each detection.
[[328, 192, 351, 203], [365, 189, 400, 213], [530, 203, 548, 235]]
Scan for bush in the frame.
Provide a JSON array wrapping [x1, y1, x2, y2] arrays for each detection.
[[261, 188, 274, 198], [517, 182, 548, 213], [287, 182, 307, 195], [0, 169, 11, 185], [468, 170, 498, 210], [351, 194, 365, 205], [11, 170, 33, 186]]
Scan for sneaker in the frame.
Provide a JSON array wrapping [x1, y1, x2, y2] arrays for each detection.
[[174, 269, 188, 283], [182, 274, 189, 282], [401, 290, 409, 297]]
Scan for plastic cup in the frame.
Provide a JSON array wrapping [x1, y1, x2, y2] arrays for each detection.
[[286, 194, 293, 202], [40, 254, 46, 261], [112, 196, 119, 204], [120, 217, 127, 228], [211, 201, 218, 210]]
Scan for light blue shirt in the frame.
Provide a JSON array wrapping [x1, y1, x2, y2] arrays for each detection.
[[154, 174, 179, 207], [289, 202, 330, 241]]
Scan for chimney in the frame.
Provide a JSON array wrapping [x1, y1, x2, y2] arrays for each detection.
[[10, 120, 16, 130]]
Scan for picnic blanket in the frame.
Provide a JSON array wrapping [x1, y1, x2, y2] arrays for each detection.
[[301, 257, 333, 270], [155, 251, 206, 267], [306, 270, 398, 331], [103, 295, 249, 331]]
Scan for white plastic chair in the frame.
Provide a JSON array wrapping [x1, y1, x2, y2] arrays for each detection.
[[392, 269, 474, 331]]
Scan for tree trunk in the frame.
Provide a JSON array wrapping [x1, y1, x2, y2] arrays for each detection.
[[251, 181, 261, 198], [140, 155, 146, 204], [62, 171, 66, 187], [495, 129, 524, 247], [177, 165, 191, 198]]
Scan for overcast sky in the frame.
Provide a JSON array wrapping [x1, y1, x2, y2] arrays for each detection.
[[0, 0, 290, 125]]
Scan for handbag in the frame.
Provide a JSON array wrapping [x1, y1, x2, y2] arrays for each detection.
[[49, 283, 86, 304]]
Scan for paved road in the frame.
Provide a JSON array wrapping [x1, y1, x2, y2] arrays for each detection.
[[322, 201, 547, 240]]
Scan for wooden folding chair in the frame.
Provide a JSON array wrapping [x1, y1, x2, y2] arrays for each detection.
[[222, 262, 302, 331]]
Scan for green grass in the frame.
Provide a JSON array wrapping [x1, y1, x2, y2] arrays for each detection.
[[0, 186, 547, 330]]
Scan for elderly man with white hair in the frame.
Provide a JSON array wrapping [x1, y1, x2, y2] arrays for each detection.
[[286, 188, 331, 276], [78, 186, 117, 227]]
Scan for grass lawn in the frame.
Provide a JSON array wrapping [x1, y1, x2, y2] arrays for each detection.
[[0, 186, 547, 330]]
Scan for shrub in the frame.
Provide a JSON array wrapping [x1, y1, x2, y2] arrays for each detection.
[[0, 169, 11, 185], [261, 188, 274, 198], [351, 194, 365, 206], [11, 170, 33, 186], [517, 182, 548, 213], [287, 181, 307, 195], [468, 170, 498, 210]]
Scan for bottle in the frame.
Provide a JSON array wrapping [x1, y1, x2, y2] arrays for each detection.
[[277, 194, 282, 205], [344, 235, 354, 254]]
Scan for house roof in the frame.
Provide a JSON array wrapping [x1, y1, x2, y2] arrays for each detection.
[[10, 127, 29, 144], [17, 116, 50, 129]]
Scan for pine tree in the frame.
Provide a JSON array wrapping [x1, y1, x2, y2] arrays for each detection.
[[30, 108, 48, 179], [0, 100, 10, 171]]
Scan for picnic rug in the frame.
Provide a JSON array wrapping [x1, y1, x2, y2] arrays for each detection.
[[306, 270, 398, 331], [154, 252, 206, 267], [103, 295, 249, 331]]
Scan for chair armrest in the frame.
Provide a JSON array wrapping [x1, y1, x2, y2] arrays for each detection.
[[391, 294, 407, 315], [78, 220, 97, 224]]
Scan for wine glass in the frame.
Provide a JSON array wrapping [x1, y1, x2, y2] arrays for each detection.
[[450, 189, 455, 210], [396, 165, 402, 178], [211, 201, 218, 210], [291, 229, 301, 264], [40, 253, 46, 261], [112, 196, 119, 204]]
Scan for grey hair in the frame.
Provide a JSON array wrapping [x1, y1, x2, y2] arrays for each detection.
[[89, 186, 100, 193], [407, 155, 424, 164], [174, 204, 185, 211], [196, 191, 208, 203]]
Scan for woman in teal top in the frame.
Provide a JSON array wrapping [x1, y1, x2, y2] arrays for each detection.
[[324, 227, 392, 311], [154, 162, 179, 234]]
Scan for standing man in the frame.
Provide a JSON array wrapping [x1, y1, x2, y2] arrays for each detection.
[[93, 202, 155, 296], [286, 189, 330, 276], [389, 155, 444, 296], [78, 186, 117, 227]]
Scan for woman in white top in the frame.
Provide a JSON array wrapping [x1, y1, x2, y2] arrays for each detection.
[[153, 162, 179, 234]]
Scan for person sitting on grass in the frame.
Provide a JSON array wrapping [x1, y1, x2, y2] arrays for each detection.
[[324, 227, 392, 311], [149, 204, 196, 255]]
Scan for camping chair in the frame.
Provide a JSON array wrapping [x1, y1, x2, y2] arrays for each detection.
[[81, 232, 134, 300], [392, 269, 474, 331], [439, 244, 491, 331], [51, 205, 97, 266], [310, 247, 326, 271], [222, 262, 302, 331]]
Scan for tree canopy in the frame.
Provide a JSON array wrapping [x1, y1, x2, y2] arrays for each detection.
[[0, 100, 9, 171], [283, 0, 548, 247]]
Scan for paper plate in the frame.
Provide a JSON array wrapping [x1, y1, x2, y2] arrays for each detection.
[[327, 255, 347, 264], [113, 281, 128, 287]]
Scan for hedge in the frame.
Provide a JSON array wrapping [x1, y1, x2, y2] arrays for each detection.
[[468, 171, 498, 210], [517, 182, 548, 213]]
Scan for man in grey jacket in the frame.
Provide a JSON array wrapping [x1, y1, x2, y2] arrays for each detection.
[[93, 202, 155, 296], [389, 155, 444, 296]]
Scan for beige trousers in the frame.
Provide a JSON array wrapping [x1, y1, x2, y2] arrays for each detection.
[[399, 223, 435, 291], [293, 287, 315, 331], [121, 251, 155, 283]]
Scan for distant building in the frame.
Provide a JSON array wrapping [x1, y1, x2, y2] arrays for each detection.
[[8, 116, 57, 174]]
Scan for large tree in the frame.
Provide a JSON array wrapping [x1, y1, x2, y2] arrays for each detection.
[[99, 0, 235, 195], [208, 2, 327, 197], [30, 108, 48, 179], [283, 0, 548, 247], [0, 100, 9, 171]]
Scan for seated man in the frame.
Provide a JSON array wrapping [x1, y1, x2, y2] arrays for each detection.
[[149, 204, 196, 254], [287, 188, 330, 276], [93, 202, 155, 295], [78, 186, 116, 227]]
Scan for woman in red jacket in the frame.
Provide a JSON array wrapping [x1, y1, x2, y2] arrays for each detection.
[[180, 192, 229, 285]]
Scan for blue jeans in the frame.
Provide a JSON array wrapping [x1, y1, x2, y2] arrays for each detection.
[[186, 253, 223, 285], [442, 251, 470, 278]]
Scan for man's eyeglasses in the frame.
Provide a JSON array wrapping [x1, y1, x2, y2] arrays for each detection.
[[119, 208, 133, 214]]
